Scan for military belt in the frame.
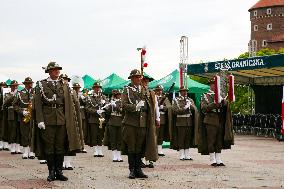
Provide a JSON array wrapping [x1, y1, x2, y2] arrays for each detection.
[[111, 112, 122, 116], [80, 106, 85, 109], [209, 109, 220, 113], [160, 112, 165, 115], [177, 114, 191, 118], [43, 104, 64, 108], [8, 106, 13, 109]]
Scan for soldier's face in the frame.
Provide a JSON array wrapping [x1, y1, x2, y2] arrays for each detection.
[[24, 83, 33, 90], [132, 76, 141, 85], [142, 78, 149, 87], [181, 90, 187, 97], [49, 69, 60, 79], [93, 87, 100, 93], [155, 90, 162, 96], [10, 85, 17, 91], [73, 87, 80, 93], [63, 79, 69, 84], [114, 94, 121, 99]]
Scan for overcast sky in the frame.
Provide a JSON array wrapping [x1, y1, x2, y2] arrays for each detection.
[[0, 0, 257, 82]]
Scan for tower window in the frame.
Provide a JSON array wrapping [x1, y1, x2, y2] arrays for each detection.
[[254, 25, 258, 31], [262, 40, 267, 47], [253, 10, 257, 16], [267, 23, 272, 30], [267, 8, 271, 15]]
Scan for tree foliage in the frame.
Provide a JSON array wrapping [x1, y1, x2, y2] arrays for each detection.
[[231, 47, 283, 114]]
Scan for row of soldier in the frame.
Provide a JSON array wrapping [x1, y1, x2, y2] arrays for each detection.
[[0, 61, 234, 181]]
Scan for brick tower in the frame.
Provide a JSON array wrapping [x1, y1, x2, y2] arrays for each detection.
[[248, 0, 284, 55]]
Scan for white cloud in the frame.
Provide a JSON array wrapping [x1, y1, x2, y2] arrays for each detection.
[[0, 0, 256, 82]]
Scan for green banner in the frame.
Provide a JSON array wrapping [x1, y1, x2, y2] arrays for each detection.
[[187, 54, 284, 74]]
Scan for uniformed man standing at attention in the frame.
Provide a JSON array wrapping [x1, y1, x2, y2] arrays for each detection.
[[172, 86, 199, 161], [154, 85, 171, 157], [33, 62, 82, 182], [12, 77, 35, 159], [72, 82, 88, 153], [85, 82, 108, 157], [121, 69, 158, 179], [0, 82, 9, 151], [199, 77, 234, 166], [105, 89, 124, 162], [3, 80, 22, 154]]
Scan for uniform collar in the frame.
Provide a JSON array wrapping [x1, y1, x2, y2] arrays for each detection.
[[47, 77, 58, 82]]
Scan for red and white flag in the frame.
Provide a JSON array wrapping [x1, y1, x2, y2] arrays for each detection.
[[281, 86, 284, 135], [214, 75, 221, 104]]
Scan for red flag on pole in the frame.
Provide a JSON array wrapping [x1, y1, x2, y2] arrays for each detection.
[[228, 74, 235, 102]]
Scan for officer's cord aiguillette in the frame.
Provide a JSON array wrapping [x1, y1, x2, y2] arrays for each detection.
[[18, 91, 31, 105], [38, 81, 56, 102]]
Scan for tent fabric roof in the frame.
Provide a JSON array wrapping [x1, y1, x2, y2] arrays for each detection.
[[249, 0, 284, 10], [187, 54, 284, 85], [101, 73, 127, 94], [149, 69, 209, 93], [82, 75, 95, 90]]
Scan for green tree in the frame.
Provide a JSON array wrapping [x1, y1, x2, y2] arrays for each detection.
[[278, 48, 284, 54]]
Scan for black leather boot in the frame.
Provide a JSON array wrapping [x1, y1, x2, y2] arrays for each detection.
[[128, 153, 136, 179], [135, 154, 148, 178], [46, 154, 56, 182], [55, 154, 68, 181]]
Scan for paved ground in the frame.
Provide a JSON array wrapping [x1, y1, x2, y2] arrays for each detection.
[[0, 135, 283, 189]]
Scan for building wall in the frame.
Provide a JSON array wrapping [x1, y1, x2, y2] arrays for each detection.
[[249, 6, 284, 51]]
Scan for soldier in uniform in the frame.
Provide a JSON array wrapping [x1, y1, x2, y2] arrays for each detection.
[[0, 82, 8, 150], [33, 62, 82, 181], [12, 77, 35, 159], [105, 89, 123, 162], [199, 77, 234, 166], [85, 82, 108, 157], [172, 86, 199, 160], [154, 85, 171, 156], [72, 83, 88, 153], [60, 74, 85, 170], [121, 69, 158, 179], [3, 80, 22, 154]]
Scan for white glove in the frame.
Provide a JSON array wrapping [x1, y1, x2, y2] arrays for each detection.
[[184, 104, 190, 110], [136, 100, 145, 111], [159, 105, 164, 109], [23, 110, 29, 116], [101, 99, 106, 104], [111, 101, 116, 107], [38, 122, 45, 130], [97, 109, 105, 114]]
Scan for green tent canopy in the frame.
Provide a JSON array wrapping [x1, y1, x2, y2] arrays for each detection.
[[5, 79, 11, 86], [101, 73, 127, 94], [149, 69, 209, 93], [110, 80, 130, 91], [149, 69, 209, 108], [105, 72, 155, 93], [82, 75, 96, 90]]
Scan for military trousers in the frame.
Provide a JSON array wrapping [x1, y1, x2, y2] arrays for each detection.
[[122, 124, 146, 154], [177, 126, 192, 149], [19, 120, 31, 147], [40, 125, 67, 155], [8, 120, 20, 144], [109, 125, 122, 150], [82, 119, 88, 144], [156, 124, 165, 145], [89, 123, 103, 146], [205, 124, 224, 153]]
